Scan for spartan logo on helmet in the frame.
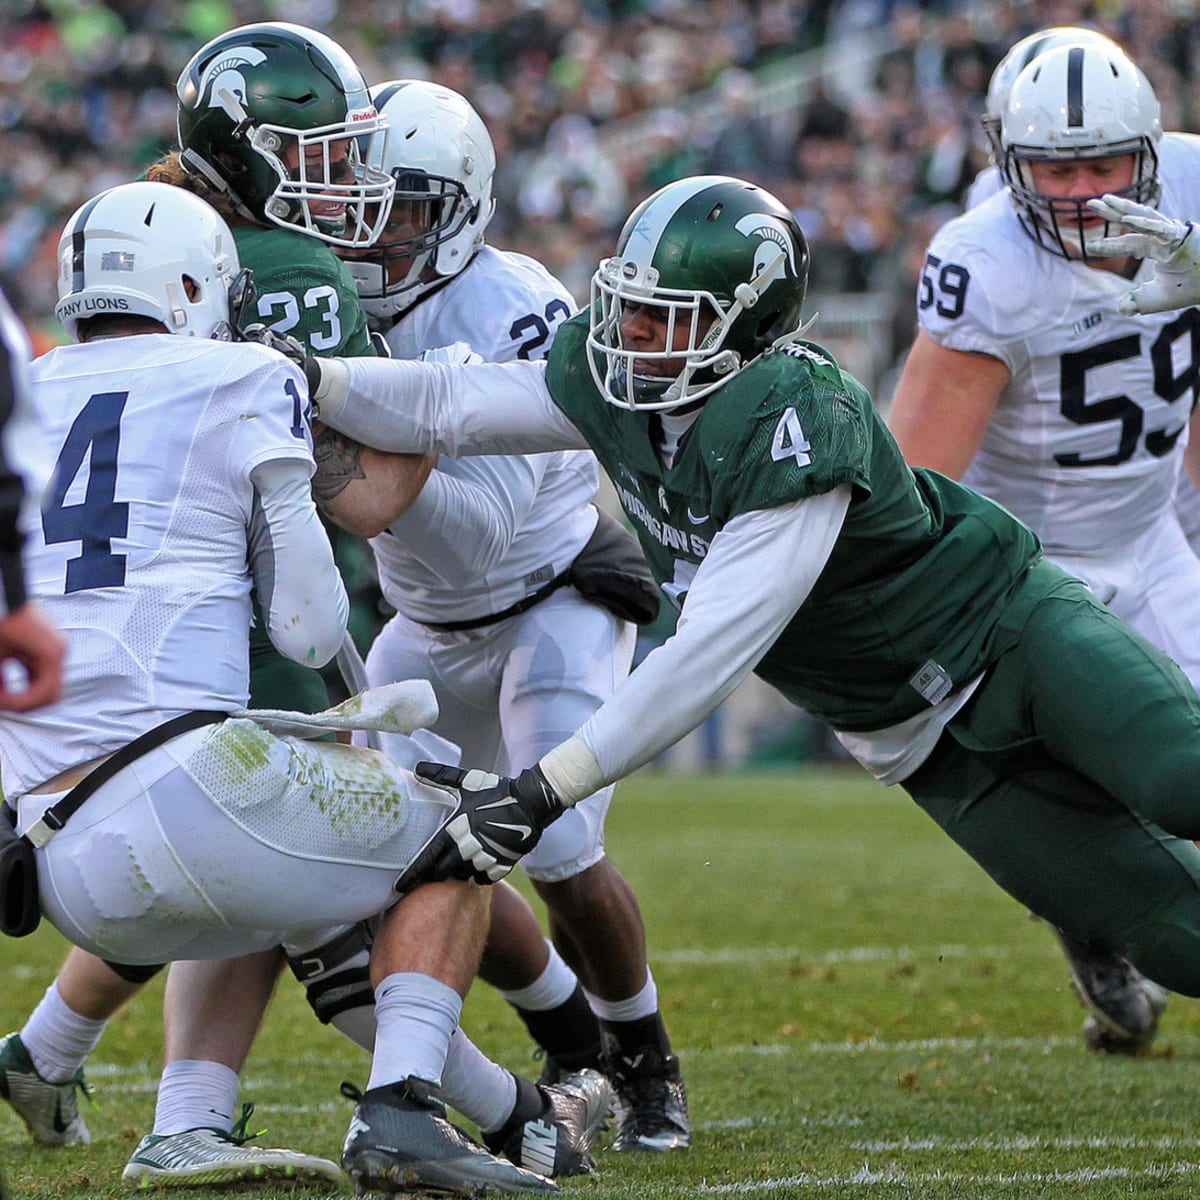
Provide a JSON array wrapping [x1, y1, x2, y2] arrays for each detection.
[[734, 212, 798, 287], [197, 48, 268, 120]]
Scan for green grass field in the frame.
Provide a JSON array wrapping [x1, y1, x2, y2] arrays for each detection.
[[4, 765, 1200, 1199]]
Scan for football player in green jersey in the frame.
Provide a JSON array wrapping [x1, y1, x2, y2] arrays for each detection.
[[307, 173, 1200, 1026]]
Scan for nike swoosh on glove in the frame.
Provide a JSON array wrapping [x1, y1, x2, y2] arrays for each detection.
[[396, 762, 566, 890]]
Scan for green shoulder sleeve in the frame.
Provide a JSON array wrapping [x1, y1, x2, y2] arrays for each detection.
[[702, 343, 873, 520], [544, 311, 594, 416]]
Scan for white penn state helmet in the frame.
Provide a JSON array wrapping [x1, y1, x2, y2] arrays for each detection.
[[981, 26, 1119, 160], [56, 181, 242, 341], [1000, 42, 1162, 260], [346, 79, 497, 318]]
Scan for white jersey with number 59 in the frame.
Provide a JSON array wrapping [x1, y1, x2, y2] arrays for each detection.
[[919, 132, 1200, 557]]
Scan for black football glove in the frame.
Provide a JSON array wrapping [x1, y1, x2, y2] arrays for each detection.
[[396, 762, 566, 891], [239, 323, 325, 399]]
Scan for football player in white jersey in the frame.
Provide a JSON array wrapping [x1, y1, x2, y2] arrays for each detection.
[[0, 286, 63, 710], [889, 40, 1200, 1055], [339, 79, 689, 1153], [0, 180, 568, 1196]]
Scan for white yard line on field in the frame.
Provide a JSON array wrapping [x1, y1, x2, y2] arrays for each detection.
[[657, 943, 1036, 966], [852, 1135, 1200, 1151], [695, 1162, 1200, 1192]]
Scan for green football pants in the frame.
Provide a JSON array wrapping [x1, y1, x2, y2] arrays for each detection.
[[904, 582, 1200, 996]]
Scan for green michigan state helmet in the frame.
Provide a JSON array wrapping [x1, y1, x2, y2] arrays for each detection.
[[176, 22, 394, 246], [588, 175, 810, 411]]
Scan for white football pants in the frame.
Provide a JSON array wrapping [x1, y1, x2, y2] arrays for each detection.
[[363, 587, 635, 882], [19, 719, 453, 965], [1051, 506, 1200, 690]]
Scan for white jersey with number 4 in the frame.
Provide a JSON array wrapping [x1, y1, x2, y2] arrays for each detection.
[[4, 335, 328, 795], [920, 132, 1200, 557]]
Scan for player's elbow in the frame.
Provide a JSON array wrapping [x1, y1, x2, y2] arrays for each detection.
[[325, 506, 390, 540], [268, 600, 348, 670]]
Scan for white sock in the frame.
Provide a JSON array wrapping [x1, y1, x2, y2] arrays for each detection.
[[438, 1027, 517, 1133], [497, 941, 579, 1011], [22, 982, 108, 1084], [585, 969, 658, 1023], [366, 973, 461, 1091], [152, 1060, 239, 1135]]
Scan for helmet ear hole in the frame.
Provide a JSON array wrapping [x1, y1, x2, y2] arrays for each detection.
[[753, 312, 776, 342]]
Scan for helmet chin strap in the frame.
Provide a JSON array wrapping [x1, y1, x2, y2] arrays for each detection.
[[769, 311, 819, 352], [179, 147, 260, 226]]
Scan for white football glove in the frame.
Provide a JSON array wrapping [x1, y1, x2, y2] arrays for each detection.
[[1085, 194, 1200, 316]]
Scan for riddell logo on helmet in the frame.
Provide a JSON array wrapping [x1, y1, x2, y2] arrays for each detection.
[[58, 297, 131, 317], [349, 108, 379, 121]]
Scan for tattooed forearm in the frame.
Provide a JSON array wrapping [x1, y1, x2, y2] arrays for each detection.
[[312, 425, 367, 506]]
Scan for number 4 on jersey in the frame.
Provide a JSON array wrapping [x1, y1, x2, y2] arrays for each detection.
[[771, 407, 812, 466], [43, 391, 130, 593]]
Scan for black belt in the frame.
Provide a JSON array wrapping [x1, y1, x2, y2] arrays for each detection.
[[24, 709, 229, 848], [420, 573, 571, 633]]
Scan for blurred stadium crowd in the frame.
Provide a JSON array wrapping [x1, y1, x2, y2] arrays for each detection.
[[4, 0, 1200, 379]]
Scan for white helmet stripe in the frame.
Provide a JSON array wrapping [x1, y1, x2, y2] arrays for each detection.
[[623, 175, 733, 264]]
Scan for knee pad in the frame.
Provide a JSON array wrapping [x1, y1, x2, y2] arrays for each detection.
[[103, 959, 165, 984], [286, 922, 374, 1026]]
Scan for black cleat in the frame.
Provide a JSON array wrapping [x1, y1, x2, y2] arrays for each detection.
[[484, 1069, 612, 1177], [341, 1078, 557, 1195], [605, 1049, 691, 1153], [1051, 927, 1168, 1054]]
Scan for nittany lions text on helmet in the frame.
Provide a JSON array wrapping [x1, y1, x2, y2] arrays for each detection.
[[345, 80, 498, 318], [176, 22, 394, 247], [1000, 42, 1162, 260], [587, 175, 810, 411], [55, 182, 244, 341]]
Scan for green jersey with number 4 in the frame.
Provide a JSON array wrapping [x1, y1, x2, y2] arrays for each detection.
[[546, 312, 1074, 732], [234, 225, 373, 356]]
